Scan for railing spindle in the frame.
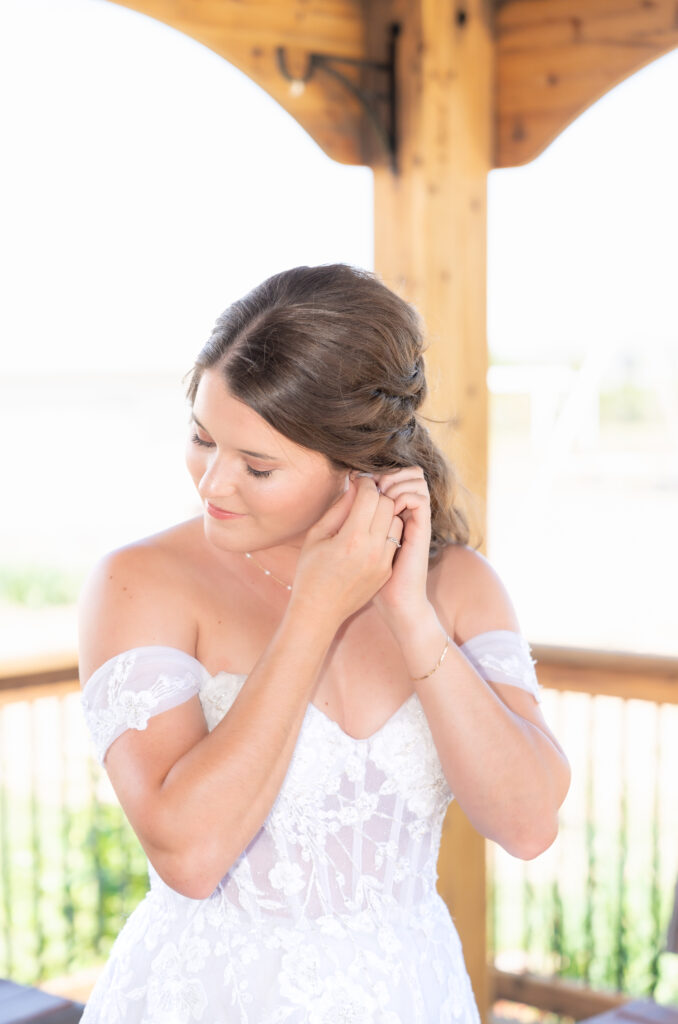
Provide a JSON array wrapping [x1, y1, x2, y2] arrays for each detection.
[[584, 694, 596, 985], [29, 700, 46, 979], [59, 695, 76, 973], [615, 699, 629, 992], [0, 706, 13, 977]]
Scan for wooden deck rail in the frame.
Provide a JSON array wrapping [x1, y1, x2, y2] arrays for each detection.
[[3, 642, 677, 702], [528, 643, 678, 705], [0, 652, 80, 704]]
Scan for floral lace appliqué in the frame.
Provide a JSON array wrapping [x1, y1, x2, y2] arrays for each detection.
[[460, 630, 542, 702], [80, 638, 545, 1023], [80, 648, 201, 765]]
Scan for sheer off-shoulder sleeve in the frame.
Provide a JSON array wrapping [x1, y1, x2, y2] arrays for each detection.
[[459, 629, 542, 702], [80, 645, 208, 766]]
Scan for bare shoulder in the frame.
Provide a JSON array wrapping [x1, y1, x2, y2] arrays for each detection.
[[428, 542, 522, 644], [77, 517, 201, 687]]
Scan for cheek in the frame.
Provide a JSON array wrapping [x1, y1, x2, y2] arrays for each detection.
[[185, 443, 202, 479], [289, 477, 344, 521], [260, 477, 331, 521]]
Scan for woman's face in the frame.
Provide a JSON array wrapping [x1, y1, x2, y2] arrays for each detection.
[[185, 368, 348, 553]]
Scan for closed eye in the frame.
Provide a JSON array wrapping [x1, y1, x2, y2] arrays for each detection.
[[190, 432, 214, 449], [189, 433, 273, 478]]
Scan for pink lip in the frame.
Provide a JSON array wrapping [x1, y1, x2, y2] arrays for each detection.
[[206, 502, 246, 520]]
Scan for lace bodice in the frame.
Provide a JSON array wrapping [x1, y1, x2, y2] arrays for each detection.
[[78, 630, 540, 1023]]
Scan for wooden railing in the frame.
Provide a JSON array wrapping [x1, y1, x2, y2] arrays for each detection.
[[488, 641, 678, 1019], [0, 652, 80, 700], [527, 643, 678, 704], [1, 644, 677, 1015]]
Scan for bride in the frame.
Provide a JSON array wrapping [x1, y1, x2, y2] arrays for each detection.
[[78, 262, 570, 1023]]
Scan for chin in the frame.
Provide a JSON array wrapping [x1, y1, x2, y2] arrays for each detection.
[[202, 518, 249, 550]]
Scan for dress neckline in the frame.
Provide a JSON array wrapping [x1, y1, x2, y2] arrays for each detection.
[[200, 656, 418, 744], [306, 691, 418, 744], [81, 629, 526, 745]]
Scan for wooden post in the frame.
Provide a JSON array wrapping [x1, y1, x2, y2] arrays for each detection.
[[366, 1, 494, 1019]]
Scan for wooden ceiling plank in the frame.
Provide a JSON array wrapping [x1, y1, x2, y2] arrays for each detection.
[[497, 0, 677, 31], [110, 0, 365, 54], [496, 0, 678, 167]]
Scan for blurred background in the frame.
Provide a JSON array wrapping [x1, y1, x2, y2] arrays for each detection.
[[1, 0, 676, 1016]]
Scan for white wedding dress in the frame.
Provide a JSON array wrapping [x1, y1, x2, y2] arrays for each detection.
[[79, 630, 541, 1024]]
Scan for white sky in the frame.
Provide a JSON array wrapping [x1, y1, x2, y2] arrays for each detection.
[[2, 0, 678, 371], [1, 0, 677, 660], [1, 0, 374, 372]]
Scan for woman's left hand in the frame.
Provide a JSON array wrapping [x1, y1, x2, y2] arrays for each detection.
[[369, 465, 433, 631]]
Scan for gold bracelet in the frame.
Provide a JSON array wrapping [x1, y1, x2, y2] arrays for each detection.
[[411, 634, 452, 681]]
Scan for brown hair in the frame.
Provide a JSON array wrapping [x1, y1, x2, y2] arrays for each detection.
[[183, 263, 478, 562]]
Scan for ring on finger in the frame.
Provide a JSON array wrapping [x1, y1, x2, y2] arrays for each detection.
[[386, 536, 401, 548]]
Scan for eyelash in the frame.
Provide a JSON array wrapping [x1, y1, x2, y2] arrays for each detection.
[[190, 433, 273, 478]]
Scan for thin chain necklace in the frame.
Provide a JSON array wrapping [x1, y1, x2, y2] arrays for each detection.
[[244, 551, 292, 591]]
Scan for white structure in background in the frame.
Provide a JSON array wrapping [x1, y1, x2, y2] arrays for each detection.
[[488, 362, 583, 453], [487, 336, 678, 524]]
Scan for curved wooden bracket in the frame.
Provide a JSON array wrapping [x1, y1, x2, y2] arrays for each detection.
[[276, 22, 400, 173]]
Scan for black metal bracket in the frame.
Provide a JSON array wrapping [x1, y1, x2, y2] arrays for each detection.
[[276, 22, 400, 173]]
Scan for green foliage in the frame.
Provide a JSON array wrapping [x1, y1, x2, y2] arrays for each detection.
[[0, 788, 148, 985], [492, 845, 678, 1005], [599, 383, 655, 424], [0, 564, 83, 608]]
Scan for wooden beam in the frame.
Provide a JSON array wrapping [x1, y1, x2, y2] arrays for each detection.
[[496, 0, 678, 168], [0, 652, 79, 704], [366, 1, 494, 1019], [105, 0, 369, 165], [492, 967, 629, 1019], [368, 0, 493, 509], [0, 653, 78, 692], [531, 643, 678, 703]]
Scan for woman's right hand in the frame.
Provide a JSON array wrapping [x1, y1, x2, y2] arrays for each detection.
[[290, 475, 404, 628]]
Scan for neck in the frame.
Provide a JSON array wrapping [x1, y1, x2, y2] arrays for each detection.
[[196, 515, 304, 580], [247, 540, 303, 581]]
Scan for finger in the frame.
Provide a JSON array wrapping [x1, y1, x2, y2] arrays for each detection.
[[308, 478, 358, 539], [386, 515, 404, 545], [381, 515, 404, 564], [369, 491, 397, 537], [340, 474, 382, 533], [377, 476, 427, 501], [380, 484, 429, 519], [374, 466, 424, 491]]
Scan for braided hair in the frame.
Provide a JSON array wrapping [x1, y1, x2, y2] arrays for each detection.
[[183, 263, 475, 561]]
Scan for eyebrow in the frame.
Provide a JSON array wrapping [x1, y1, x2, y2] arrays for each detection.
[[190, 412, 280, 462]]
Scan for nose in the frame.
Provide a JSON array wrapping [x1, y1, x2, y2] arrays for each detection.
[[197, 453, 239, 503]]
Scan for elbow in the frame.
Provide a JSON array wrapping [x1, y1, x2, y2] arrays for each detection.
[[508, 754, 571, 860], [511, 824, 558, 861], [164, 872, 220, 901], [146, 839, 237, 900], [489, 753, 571, 861], [500, 813, 560, 861], [153, 863, 222, 901]]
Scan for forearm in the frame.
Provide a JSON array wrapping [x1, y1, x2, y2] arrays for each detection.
[[398, 606, 569, 857], [152, 598, 337, 896]]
